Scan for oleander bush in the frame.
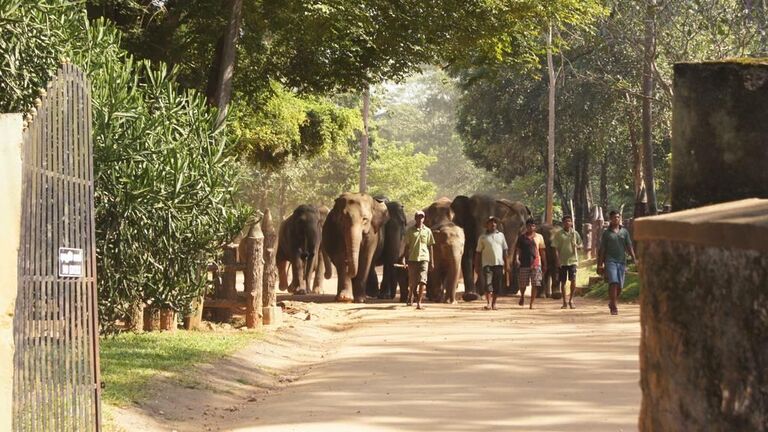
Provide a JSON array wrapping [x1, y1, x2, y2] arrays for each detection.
[[1, 0, 249, 331]]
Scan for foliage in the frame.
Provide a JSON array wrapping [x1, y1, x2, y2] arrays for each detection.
[[367, 140, 436, 211], [0, 0, 82, 112], [238, 134, 437, 218], [376, 68, 499, 199], [1, 1, 248, 330], [453, 0, 768, 223], [100, 329, 262, 406], [238, 145, 359, 219], [230, 83, 361, 167]]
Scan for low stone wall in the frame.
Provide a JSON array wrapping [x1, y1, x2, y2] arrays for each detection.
[[635, 199, 768, 431]]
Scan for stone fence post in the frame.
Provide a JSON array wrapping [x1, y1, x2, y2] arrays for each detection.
[[672, 61, 768, 209], [261, 209, 282, 325], [243, 223, 264, 329]]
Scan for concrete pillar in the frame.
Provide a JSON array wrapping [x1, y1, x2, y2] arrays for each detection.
[[672, 61, 768, 210], [635, 199, 768, 431], [0, 113, 23, 432]]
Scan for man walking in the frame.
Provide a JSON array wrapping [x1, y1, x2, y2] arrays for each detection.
[[597, 210, 636, 315], [402, 210, 434, 309], [513, 218, 546, 309], [475, 216, 508, 310], [554, 215, 582, 309]]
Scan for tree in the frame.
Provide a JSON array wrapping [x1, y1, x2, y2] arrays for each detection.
[[229, 83, 361, 168], [641, 0, 659, 215], [1, 1, 249, 329], [359, 87, 370, 193], [207, 0, 243, 126], [367, 140, 436, 211], [376, 67, 498, 199], [545, 22, 557, 224]]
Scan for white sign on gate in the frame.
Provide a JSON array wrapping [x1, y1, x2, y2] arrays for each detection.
[[58, 247, 83, 277]]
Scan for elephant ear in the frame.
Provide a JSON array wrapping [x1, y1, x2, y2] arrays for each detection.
[[496, 199, 529, 235], [450, 195, 472, 226], [371, 199, 389, 230]]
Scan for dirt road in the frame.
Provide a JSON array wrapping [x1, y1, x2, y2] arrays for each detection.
[[112, 295, 640, 432]]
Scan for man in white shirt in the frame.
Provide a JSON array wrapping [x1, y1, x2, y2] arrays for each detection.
[[475, 216, 508, 310]]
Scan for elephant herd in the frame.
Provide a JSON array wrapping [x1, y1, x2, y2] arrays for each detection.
[[276, 192, 532, 304]]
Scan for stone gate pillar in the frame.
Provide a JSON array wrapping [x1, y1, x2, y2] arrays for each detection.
[[0, 113, 23, 432], [672, 61, 768, 210], [635, 199, 768, 431]]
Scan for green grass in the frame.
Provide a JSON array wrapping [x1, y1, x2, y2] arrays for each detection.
[[576, 261, 597, 288], [574, 260, 641, 302], [585, 271, 641, 302], [100, 330, 263, 406]]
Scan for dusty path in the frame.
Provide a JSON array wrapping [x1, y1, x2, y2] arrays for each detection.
[[112, 295, 640, 432]]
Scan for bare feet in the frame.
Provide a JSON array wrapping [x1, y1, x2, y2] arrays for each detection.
[[518, 297, 525, 306]]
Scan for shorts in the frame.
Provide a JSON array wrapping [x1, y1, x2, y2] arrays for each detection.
[[605, 260, 626, 289], [407, 260, 429, 288], [483, 265, 504, 293], [519, 266, 542, 288], [559, 265, 577, 282]]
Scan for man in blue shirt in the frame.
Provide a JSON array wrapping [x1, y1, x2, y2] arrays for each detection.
[[597, 210, 637, 315]]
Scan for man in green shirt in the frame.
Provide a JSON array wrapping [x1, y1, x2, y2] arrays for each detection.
[[553, 215, 582, 309], [402, 210, 434, 309], [597, 210, 637, 315]]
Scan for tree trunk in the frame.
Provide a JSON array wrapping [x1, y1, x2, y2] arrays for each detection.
[[572, 152, 590, 236], [244, 223, 264, 329], [626, 93, 647, 217], [206, 0, 242, 127], [545, 23, 556, 224], [600, 156, 609, 212], [641, 0, 658, 215], [261, 209, 278, 308], [359, 86, 370, 193]]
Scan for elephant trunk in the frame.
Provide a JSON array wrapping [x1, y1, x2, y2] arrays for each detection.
[[345, 222, 363, 278], [303, 229, 318, 288]]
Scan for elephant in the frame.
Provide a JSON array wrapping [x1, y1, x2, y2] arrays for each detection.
[[424, 197, 465, 304], [537, 223, 560, 299], [366, 200, 408, 300], [451, 195, 531, 301], [277, 204, 328, 295], [309, 206, 331, 293], [322, 192, 389, 302]]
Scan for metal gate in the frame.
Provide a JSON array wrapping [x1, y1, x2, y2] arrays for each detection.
[[13, 64, 101, 431]]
